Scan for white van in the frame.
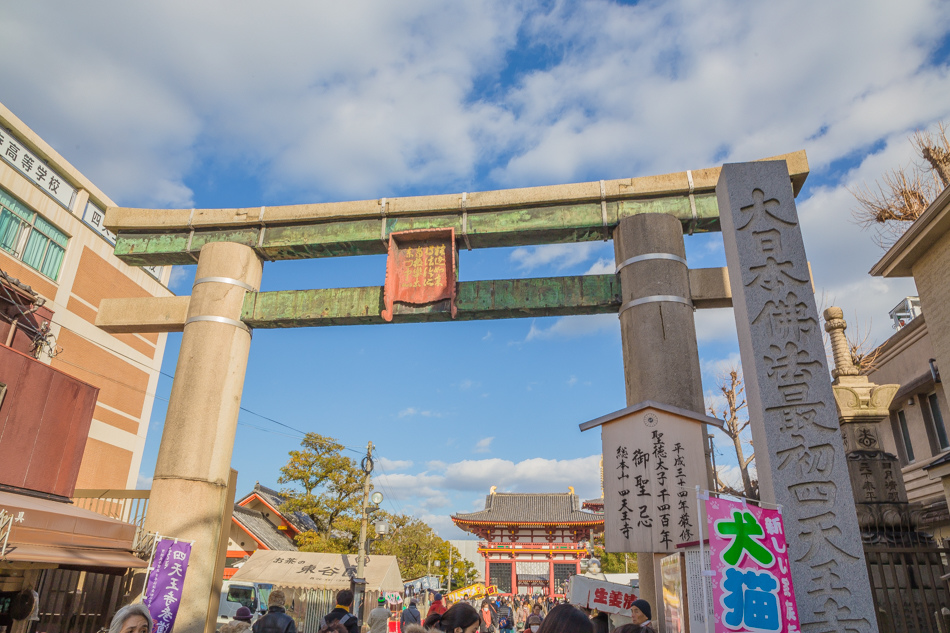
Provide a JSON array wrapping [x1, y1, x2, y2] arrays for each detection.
[[216, 580, 272, 630]]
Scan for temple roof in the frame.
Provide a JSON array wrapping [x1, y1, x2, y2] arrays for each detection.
[[232, 505, 297, 551], [452, 491, 604, 526], [238, 482, 320, 534], [582, 497, 604, 511]]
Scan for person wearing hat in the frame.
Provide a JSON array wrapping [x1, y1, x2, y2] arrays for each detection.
[[400, 599, 422, 630], [220, 606, 254, 633], [252, 589, 297, 633], [367, 596, 391, 633], [427, 592, 447, 619], [629, 599, 655, 633]]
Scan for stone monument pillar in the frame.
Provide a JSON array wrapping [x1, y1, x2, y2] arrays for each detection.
[[824, 307, 906, 522], [143, 242, 262, 633], [613, 212, 710, 629], [718, 161, 879, 632]]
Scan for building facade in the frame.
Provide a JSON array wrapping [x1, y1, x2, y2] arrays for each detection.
[[0, 101, 172, 489], [451, 490, 603, 597], [864, 307, 950, 538]]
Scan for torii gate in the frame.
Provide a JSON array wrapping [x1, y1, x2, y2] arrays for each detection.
[[97, 151, 878, 633]]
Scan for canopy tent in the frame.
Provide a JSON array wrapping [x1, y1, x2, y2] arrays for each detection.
[[230, 549, 403, 592]]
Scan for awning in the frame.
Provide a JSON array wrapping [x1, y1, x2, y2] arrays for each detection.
[[0, 490, 144, 570], [231, 549, 403, 592], [1, 544, 146, 569]]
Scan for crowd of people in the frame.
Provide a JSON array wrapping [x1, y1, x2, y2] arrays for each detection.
[[106, 588, 654, 633]]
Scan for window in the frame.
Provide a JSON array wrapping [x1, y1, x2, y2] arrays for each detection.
[[898, 409, 915, 462], [489, 562, 512, 594], [928, 393, 949, 451], [0, 189, 67, 281], [226, 585, 257, 610]]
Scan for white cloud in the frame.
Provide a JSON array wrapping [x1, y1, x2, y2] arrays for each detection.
[[510, 243, 601, 273], [525, 314, 618, 341], [397, 407, 443, 418], [136, 472, 153, 489], [373, 454, 602, 510], [2, 1, 948, 216], [482, 331, 493, 341], [701, 353, 742, 381], [378, 457, 413, 471], [566, 375, 578, 387], [473, 437, 494, 453], [457, 379, 477, 391], [584, 258, 615, 275], [694, 309, 740, 345]]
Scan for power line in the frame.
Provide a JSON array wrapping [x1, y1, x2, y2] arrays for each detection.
[[371, 448, 405, 517], [0, 266, 368, 452]]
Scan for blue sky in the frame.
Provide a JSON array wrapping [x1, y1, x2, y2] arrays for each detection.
[[2, 1, 949, 537]]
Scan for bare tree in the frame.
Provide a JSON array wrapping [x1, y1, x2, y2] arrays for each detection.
[[708, 367, 758, 500], [852, 122, 950, 248]]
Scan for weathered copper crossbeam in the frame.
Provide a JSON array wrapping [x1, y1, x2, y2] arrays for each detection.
[[95, 269, 732, 333], [104, 152, 807, 266]]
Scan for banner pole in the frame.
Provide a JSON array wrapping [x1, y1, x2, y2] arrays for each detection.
[[695, 487, 711, 633]]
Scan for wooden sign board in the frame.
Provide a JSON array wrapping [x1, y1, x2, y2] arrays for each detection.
[[580, 401, 721, 554], [381, 228, 457, 322]]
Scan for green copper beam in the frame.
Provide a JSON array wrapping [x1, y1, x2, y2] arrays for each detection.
[[241, 274, 622, 327], [113, 195, 720, 266]]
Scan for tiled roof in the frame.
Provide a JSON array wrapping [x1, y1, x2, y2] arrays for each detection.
[[239, 483, 320, 533], [451, 492, 603, 525], [232, 505, 297, 551], [582, 497, 604, 511]]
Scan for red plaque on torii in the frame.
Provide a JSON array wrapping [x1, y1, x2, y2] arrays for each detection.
[[381, 228, 458, 322]]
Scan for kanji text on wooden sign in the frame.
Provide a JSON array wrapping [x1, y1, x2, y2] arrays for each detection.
[[381, 228, 457, 321]]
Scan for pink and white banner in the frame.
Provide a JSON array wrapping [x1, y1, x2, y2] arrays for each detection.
[[706, 497, 799, 632]]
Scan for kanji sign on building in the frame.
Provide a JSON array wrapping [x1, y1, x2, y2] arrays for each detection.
[[144, 537, 192, 633], [0, 128, 77, 210], [707, 496, 799, 633], [381, 228, 457, 321], [580, 401, 721, 553]]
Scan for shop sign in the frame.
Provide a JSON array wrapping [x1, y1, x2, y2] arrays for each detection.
[[381, 228, 457, 321], [567, 575, 638, 617], [144, 537, 192, 633], [707, 497, 799, 632], [0, 129, 76, 210]]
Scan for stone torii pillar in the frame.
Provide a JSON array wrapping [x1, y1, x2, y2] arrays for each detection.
[[613, 212, 711, 629], [144, 242, 262, 633]]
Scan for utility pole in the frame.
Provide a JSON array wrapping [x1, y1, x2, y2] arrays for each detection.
[[447, 545, 453, 593], [353, 440, 373, 623], [357, 440, 374, 580]]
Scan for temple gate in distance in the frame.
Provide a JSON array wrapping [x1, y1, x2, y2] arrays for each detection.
[[451, 489, 603, 597], [96, 150, 880, 632]]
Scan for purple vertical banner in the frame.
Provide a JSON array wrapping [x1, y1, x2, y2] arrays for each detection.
[[144, 538, 192, 633]]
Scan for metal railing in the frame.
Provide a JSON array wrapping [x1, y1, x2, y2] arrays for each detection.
[[866, 545, 950, 633], [71, 489, 150, 528]]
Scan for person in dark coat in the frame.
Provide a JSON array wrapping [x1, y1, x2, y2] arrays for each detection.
[[319, 590, 359, 633], [252, 590, 297, 633], [400, 599, 422, 630]]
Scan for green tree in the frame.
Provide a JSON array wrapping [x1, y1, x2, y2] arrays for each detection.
[[278, 433, 364, 551], [276, 434, 477, 587], [371, 513, 477, 589], [589, 533, 638, 574]]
